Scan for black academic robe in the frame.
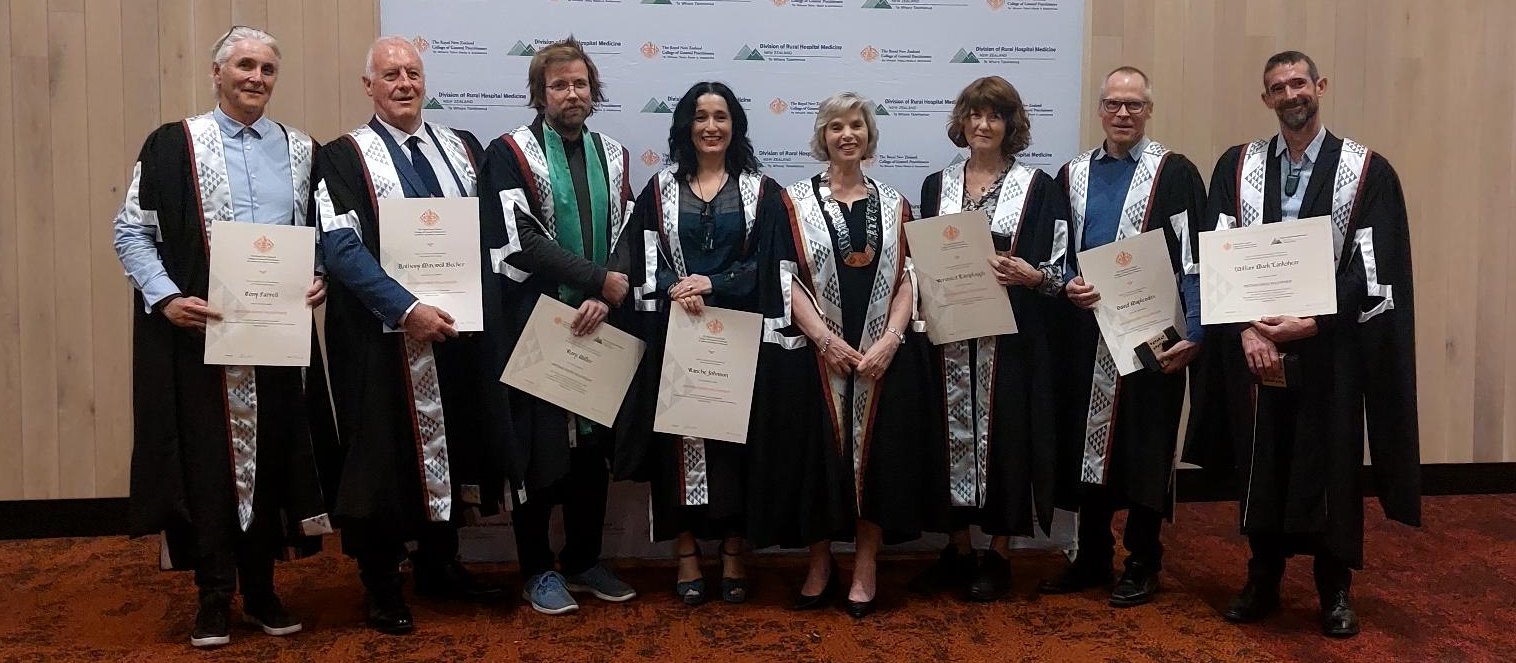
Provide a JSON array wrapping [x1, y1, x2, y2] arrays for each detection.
[[311, 123, 501, 537], [1053, 147, 1207, 515], [123, 117, 327, 568], [1183, 131, 1420, 567], [615, 169, 788, 541], [918, 164, 1069, 537], [477, 118, 636, 504], [745, 175, 937, 549]]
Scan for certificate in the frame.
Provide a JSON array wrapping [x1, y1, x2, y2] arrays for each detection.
[[1199, 216, 1338, 325], [378, 197, 484, 332], [499, 295, 646, 427], [653, 306, 761, 444], [204, 222, 315, 366], [1078, 226, 1185, 376], [902, 211, 1019, 345]]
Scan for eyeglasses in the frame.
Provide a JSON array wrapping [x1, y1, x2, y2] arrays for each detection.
[[547, 80, 591, 94], [1100, 99, 1149, 114]]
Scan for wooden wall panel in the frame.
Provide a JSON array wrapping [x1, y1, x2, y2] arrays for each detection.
[[0, 0, 1511, 499]]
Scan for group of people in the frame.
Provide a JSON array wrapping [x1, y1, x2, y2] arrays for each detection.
[[114, 26, 1419, 650]]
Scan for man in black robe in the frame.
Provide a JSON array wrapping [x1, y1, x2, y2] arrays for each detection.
[[478, 37, 638, 615], [1041, 67, 1206, 607], [311, 36, 499, 634], [113, 26, 329, 648], [1184, 51, 1420, 638]]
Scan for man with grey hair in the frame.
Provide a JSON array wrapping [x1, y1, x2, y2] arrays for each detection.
[[113, 25, 330, 648], [312, 35, 500, 635], [1042, 65, 1206, 608]]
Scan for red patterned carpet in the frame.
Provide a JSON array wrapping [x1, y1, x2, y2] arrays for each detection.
[[1, 495, 1512, 662]]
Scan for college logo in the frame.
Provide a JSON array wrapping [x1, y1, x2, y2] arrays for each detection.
[[861, 0, 892, 7], [253, 235, 274, 253], [705, 318, 725, 334], [641, 98, 673, 113], [641, 42, 660, 59], [412, 36, 430, 53], [733, 45, 766, 61], [1222, 242, 1233, 252], [769, 98, 789, 114], [420, 209, 441, 227], [773, 0, 789, 5], [860, 45, 879, 62], [506, 41, 536, 56], [950, 48, 982, 64], [986, 0, 1005, 9], [943, 225, 960, 241], [641, 150, 662, 167], [873, 103, 891, 116], [423, 97, 443, 110], [1116, 251, 1132, 267]]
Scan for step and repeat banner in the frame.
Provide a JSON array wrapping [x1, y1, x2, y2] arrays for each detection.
[[381, 0, 1087, 560]]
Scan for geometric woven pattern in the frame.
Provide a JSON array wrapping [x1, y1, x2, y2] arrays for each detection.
[[1079, 338, 1120, 485], [223, 365, 259, 532], [186, 113, 233, 237], [656, 168, 688, 276], [403, 336, 453, 522], [1330, 138, 1370, 264], [286, 127, 314, 223], [349, 126, 404, 201], [680, 436, 710, 506], [510, 127, 556, 237], [432, 125, 478, 196], [1237, 139, 1270, 228]]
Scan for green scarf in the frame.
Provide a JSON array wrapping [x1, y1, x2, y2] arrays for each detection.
[[542, 123, 611, 306]]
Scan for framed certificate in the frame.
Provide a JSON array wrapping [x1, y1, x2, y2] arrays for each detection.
[[1199, 216, 1338, 325], [1078, 227, 1185, 376], [204, 222, 315, 367], [653, 306, 761, 444], [902, 211, 1019, 345], [378, 197, 484, 332], [499, 295, 646, 427]]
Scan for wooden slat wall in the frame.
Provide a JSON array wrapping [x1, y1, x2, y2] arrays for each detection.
[[0, 0, 1510, 499]]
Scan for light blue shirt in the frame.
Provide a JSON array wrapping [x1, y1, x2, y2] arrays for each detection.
[[115, 106, 296, 310], [1276, 126, 1325, 221]]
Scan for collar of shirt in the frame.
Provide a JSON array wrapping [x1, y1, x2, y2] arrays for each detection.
[[213, 104, 277, 140], [1092, 136, 1150, 163], [375, 114, 431, 148], [1273, 125, 1326, 163]]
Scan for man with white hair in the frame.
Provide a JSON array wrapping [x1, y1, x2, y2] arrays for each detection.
[[312, 35, 500, 635], [113, 25, 330, 648]]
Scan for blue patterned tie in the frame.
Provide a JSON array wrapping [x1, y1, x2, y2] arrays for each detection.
[[406, 136, 444, 198]]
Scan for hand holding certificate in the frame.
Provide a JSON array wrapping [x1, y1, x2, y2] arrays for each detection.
[[379, 197, 484, 332], [1077, 227, 1185, 376], [1199, 216, 1337, 325], [902, 211, 1019, 345], [204, 222, 315, 367], [500, 295, 646, 427], [653, 306, 761, 444]]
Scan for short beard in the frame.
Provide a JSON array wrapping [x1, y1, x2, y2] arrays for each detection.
[[1278, 102, 1316, 131]]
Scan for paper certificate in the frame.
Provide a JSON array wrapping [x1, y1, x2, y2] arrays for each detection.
[[204, 222, 315, 367], [500, 295, 646, 427], [902, 211, 1019, 345], [1199, 216, 1338, 325], [1078, 227, 1186, 376], [378, 197, 484, 332], [653, 306, 761, 444]]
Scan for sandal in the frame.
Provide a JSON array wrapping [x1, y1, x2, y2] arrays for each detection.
[[720, 544, 750, 604], [675, 549, 707, 606]]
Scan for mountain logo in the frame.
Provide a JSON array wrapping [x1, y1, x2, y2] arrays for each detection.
[[950, 48, 981, 64], [506, 41, 536, 57], [734, 45, 766, 61]]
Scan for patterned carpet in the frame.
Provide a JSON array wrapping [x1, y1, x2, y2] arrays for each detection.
[[1, 495, 1511, 662]]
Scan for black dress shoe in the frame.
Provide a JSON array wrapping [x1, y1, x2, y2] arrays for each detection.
[[365, 590, 416, 635], [967, 550, 1011, 602], [907, 545, 977, 595], [1222, 580, 1281, 623], [414, 560, 504, 601], [1038, 559, 1113, 595], [191, 594, 231, 648], [844, 597, 876, 619], [1109, 562, 1160, 608], [1320, 590, 1360, 638], [243, 594, 303, 636], [791, 560, 839, 611]]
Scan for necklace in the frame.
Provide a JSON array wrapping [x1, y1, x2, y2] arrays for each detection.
[[818, 173, 880, 268]]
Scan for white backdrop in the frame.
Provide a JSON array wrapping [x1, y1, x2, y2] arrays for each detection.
[[381, 0, 1086, 560]]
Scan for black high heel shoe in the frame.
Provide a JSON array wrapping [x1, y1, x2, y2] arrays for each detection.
[[791, 559, 839, 611], [720, 544, 751, 604], [674, 549, 707, 606]]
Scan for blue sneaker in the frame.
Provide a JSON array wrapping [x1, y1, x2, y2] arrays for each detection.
[[564, 563, 637, 602], [522, 571, 579, 615]]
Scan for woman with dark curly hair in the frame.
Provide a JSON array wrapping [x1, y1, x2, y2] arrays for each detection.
[[617, 81, 789, 606], [909, 76, 1072, 603]]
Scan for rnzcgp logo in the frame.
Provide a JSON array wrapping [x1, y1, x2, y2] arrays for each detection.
[[943, 225, 960, 241], [986, 0, 1005, 9], [641, 42, 660, 59], [641, 98, 673, 113], [420, 209, 441, 227], [412, 36, 430, 53], [705, 318, 725, 335], [1116, 250, 1132, 267], [641, 150, 662, 167], [253, 235, 274, 253], [769, 98, 789, 115], [734, 45, 765, 61], [860, 45, 880, 62]]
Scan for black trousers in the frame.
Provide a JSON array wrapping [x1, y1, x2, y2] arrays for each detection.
[[194, 511, 280, 604], [512, 444, 611, 578], [1076, 485, 1164, 571], [1246, 533, 1352, 598], [344, 521, 461, 594]]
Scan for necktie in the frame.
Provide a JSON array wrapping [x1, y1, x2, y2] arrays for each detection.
[[406, 136, 444, 197]]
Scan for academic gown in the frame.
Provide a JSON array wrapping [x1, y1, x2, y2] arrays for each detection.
[[1182, 131, 1420, 568]]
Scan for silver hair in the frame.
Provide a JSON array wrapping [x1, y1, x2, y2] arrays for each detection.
[[1098, 66, 1154, 102], [211, 26, 280, 65], [365, 35, 424, 79], [810, 91, 880, 162]]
